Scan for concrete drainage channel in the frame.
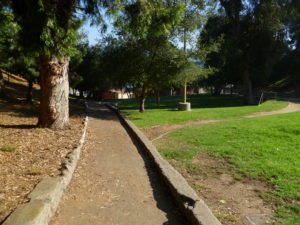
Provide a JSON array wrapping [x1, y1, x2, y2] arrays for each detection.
[[106, 103, 221, 225], [2, 116, 89, 225]]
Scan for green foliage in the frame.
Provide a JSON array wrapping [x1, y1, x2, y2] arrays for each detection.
[[173, 60, 207, 85], [174, 0, 211, 49], [0, 11, 19, 70], [270, 50, 300, 90], [11, 52, 39, 82], [0, 6, 38, 88], [198, 0, 286, 97], [69, 36, 89, 89], [115, 0, 185, 39], [100, 37, 188, 99], [10, 0, 107, 57], [110, 0, 209, 111], [70, 41, 113, 98]]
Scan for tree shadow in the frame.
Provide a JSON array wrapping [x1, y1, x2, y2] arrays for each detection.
[[0, 124, 36, 129], [87, 103, 188, 224], [114, 94, 252, 111], [95, 106, 189, 225], [121, 121, 189, 225], [86, 102, 121, 122], [0, 96, 38, 118]]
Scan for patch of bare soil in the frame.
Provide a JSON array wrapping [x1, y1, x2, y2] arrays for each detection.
[[171, 152, 274, 225], [142, 119, 221, 141], [0, 74, 85, 222]]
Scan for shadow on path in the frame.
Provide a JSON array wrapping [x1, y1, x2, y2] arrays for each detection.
[[88, 102, 188, 225], [122, 123, 188, 225]]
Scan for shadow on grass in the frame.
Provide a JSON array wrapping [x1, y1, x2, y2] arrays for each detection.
[[113, 94, 249, 111]]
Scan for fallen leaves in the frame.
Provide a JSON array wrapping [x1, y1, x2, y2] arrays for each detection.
[[0, 99, 84, 222]]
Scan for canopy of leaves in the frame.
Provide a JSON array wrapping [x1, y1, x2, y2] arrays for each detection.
[[11, 52, 39, 82], [115, 0, 185, 40], [0, 10, 18, 70], [173, 60, 206, 85], [198, 0, 285, 89], [10, 0, 111, 57], [100, 37, 187, 93]]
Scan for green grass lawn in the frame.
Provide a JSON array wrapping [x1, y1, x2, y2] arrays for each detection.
[[115, 95, 287, 127], [157, 112, 300, 225], [116, 94, 296, 223]]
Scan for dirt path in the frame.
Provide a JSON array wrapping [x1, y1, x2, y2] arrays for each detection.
[[245, 101, 300, 118], [50, 103, 187, 225], [144, 102, 300, 142]]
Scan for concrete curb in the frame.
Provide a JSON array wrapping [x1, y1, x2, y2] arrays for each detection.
[[3, 116, 89, 225], [106, 104, 221, 225]]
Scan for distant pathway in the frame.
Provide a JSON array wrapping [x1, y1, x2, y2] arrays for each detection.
[[50, 103, 187, 225], [145, 102, 300, 142], [245, 101, 300, 118]]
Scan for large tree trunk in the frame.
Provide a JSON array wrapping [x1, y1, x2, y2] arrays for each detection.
[[213, 84, 222, 96], [38, 56, 70, 129], [79, 90, 84, 98], [0, 70, 4, 95], [243, 70, 254, 105], [26, 79, 33, 102]]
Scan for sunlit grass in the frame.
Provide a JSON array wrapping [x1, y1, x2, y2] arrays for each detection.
[[158, 112, 300, 224], [0, 144, 17, 152], [116, 95, 287, 127]]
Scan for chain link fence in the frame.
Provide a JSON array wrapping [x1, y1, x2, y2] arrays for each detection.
[[255, 91, 300, 105]]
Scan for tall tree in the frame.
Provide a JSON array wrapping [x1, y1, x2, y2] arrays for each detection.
[[112, 0, 186, 112], [178, 0, 205, 104], [174, 59, 205, 101], [101, 38, 187, 112], [72, 43, 112, 99], [10, 0, 108, 129], [211, 0, 283, 104]]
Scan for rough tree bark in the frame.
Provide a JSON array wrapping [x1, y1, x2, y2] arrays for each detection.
[[155, 90, 160, 109], [26, 79, 33, 102], [213, 84, 222, 95], [38, 56, 70, 129], [79, 90, 84, 98], [243, 69, 254, 105], [0, 70, 4, 95], [139, 87, 146, 113]]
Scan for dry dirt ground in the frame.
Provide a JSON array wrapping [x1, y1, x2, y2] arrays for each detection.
[[0, 74, 84, 222], [148, 102, 300, 225], [50, 103, 187, 225], [156, 143, 275, 225]]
